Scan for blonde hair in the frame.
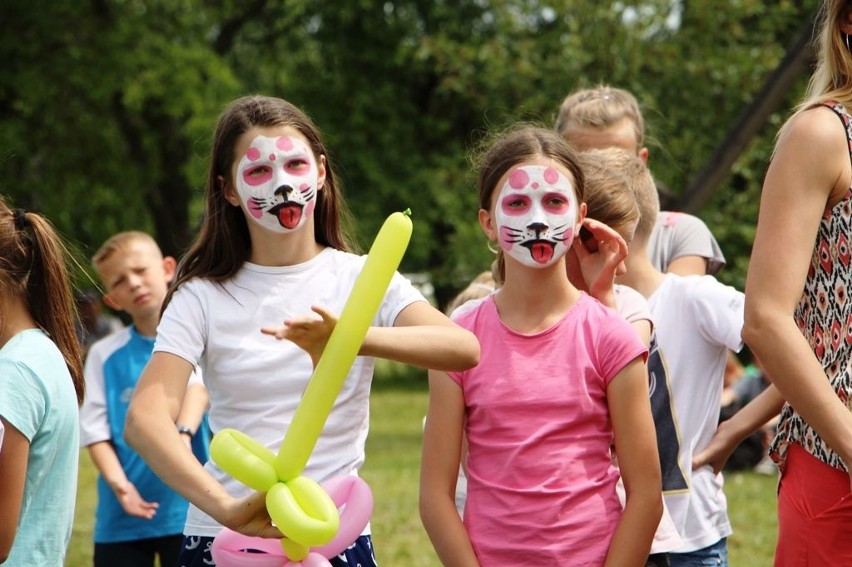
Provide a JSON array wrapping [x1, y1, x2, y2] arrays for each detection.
[[446, 271, 497, 315], [92, 231, 162, 271], [579, 148, 658, 242], [797, 1, 852, 112], [575, 149, 640, 232], [554, 85, 645, 148]]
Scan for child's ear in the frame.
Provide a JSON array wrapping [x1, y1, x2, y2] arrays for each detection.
[[316, 154, 327, 190], [163, 256, 177, 283], [102, 293, 122, 312], [576, 202, 587, 227], [220, 175, 240, 206], [478, 208, 496, 242]]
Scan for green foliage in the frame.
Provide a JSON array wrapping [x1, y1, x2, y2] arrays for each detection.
[[0, 0, 823, 301]]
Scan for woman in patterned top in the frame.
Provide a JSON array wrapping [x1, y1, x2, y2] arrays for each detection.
[[743, 1, 852, 564]]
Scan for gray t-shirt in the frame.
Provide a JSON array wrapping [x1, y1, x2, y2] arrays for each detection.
[[648, 211, 725, 275]]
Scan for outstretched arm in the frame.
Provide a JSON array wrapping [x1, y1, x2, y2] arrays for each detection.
[[263, 301, 480, 372]]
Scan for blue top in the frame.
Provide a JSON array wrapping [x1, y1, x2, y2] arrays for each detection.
[[80, 325, 210, 543], [0, 329, 79, 566]]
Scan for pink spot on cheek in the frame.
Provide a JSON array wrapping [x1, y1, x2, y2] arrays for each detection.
[[247, 199, 264, 219], [498, 226, 515, 250], [300, 183, 310, 191], [269, 154, 276, 161], [304, 199, 316, 218], [532, 182, 539, 189], [246, 148, 261, 161], [508, 169, 529, 189], [276, 137, 294, 151], [543, 167, 560, 184]]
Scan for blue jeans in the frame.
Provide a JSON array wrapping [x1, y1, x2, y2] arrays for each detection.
[[669, 537, 728, 567]]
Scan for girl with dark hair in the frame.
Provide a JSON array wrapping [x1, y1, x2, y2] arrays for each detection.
[[124, 95, 479, 566]]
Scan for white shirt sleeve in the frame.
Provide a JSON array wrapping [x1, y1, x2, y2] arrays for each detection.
[[79, 339, 112, 447], [690, 275, 745, 352]]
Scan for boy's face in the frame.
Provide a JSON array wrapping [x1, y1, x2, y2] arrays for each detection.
[[98, 240, 175, 321]]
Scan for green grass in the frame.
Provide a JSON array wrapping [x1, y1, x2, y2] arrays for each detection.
[[66, 368, 779, 565]]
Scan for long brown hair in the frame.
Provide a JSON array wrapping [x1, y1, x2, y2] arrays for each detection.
[[165, 95, 356, 310], [0, 198, 85, 405], [475, 124, 586, 283]]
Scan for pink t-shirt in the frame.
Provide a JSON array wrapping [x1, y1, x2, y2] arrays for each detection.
[[449, 293, 647, 566]]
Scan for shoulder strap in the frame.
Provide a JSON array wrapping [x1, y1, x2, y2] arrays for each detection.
[[822, 101, 852, 169]]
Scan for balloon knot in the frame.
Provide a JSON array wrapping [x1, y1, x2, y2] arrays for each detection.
[[402, 208, 412, 217]]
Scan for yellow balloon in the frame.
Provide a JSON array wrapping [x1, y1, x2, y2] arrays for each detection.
[[266, 476, 340, 546], [210, 429, 279, 492], [275, 210, 413, 481], [281, 538, 310, 561]]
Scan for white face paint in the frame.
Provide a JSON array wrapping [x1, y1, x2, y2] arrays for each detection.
[[494, 164, 579, 268], [235, 134, 319, 233]]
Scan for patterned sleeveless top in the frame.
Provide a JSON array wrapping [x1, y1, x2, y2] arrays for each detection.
[[769, 101, 852, 472]]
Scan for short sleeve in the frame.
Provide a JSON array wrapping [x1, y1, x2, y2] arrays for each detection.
[[655, 212, 726, 275], [595, 310, 649, 385], [377, 271, 426, 327], [154, 281, 209, 365], [79, 341, 111, 446], [690, 276, 745, 352], [0, 359, 45, 442]]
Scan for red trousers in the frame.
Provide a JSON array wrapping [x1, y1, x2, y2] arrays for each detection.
[[775, 443, 852, 566]]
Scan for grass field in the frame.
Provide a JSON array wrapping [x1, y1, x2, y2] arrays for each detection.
[[66, 369, 779, 566]]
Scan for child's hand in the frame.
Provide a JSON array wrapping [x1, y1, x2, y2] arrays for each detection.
[[224, 491, 284, 539], [571, 218, 628, 306], [261, 305, 338, 367], [114, 480, 159, 519]]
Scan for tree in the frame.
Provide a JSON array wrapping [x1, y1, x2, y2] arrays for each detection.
[[0, 0, 820, 301]]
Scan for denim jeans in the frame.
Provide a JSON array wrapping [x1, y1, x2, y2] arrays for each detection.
[[669, 537, 728, 567]]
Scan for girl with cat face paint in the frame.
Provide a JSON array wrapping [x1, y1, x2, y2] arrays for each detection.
[[123, 95, 480, 567], [420, 126, 662, 567]]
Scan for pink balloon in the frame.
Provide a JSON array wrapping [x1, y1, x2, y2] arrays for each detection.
[[210, 476, 373, 566], [312, 476, 373, 559], [284, 553, 331, 567], [210, 528, 285, 567]]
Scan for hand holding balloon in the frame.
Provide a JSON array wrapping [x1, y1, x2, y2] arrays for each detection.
[[210, 210, 413, 566]]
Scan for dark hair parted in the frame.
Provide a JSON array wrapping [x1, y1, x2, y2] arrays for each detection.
[[165, 95, 356, 310], [0, 198, 84, 405], [475, 124, 585, 283]]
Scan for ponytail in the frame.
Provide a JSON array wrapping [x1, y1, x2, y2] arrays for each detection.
[[0, 201, 84, 404]]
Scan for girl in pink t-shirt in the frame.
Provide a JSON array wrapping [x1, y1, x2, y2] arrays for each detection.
[[420, 126, 662, 567]]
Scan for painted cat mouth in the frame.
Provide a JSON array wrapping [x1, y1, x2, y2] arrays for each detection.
[[270, 202, 304, 229], [522, 240, 556, 264]]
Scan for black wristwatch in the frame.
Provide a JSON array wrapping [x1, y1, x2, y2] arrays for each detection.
[[176, 423, 195, 438]]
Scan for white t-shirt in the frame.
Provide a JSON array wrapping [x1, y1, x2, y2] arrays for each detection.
[[613, 284, 683, 553], [648, 274, 744, 552], [154, 248, 424, 536]]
